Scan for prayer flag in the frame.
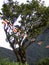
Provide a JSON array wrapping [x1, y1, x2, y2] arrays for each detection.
[[13, 28, 18, 33], [0, 13, 3, 17], [2, 20, 7, 25], [4, 19, 9, 23]]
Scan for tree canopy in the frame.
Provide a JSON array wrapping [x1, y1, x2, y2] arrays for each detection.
[[2, 0, 49, 38]]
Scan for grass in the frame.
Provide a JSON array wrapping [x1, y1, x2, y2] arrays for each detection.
[[1, 57, 49, 65], [0, 58, 28, 65], [0, 58, 16, 65]]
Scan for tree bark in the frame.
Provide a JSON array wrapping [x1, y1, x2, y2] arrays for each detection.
[[18, 47, 26, 64], [13, 47, 27, 65], [13, 49, 21, 62]]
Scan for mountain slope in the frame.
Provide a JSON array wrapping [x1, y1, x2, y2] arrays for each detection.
[[0, 47, 16, 61], [26, 28, 49, 65]]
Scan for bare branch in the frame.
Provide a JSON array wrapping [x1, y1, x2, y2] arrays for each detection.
[[25, 38, 36, 49]]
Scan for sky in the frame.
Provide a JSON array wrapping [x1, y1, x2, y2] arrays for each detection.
[[0, 0, 49, 50]]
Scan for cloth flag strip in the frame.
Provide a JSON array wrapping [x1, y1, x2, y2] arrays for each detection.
[[13, 28, 18, 33], [2, 19, 19, 34], [2, 19, 9, 25], [0, 13, 3, 17]]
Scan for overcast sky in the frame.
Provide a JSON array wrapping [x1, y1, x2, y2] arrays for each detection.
[[0, 0, 49, 50]]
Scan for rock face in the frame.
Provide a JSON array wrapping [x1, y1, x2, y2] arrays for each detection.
[[0, 28, 49, 65]]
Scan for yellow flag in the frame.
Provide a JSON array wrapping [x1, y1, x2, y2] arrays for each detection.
[[0, 14, 3, 17]]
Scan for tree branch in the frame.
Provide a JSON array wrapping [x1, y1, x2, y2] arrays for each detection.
[[25, 38, 36, 49]]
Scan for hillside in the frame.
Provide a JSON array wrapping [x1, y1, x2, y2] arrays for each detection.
[[0, 28, 49, 65], [26, 28, 49, 65], [0, 47, 17, 62]]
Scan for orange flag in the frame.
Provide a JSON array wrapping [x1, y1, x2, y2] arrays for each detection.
[[13, 28, 18, 33]]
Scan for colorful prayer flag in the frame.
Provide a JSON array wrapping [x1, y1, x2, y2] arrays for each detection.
[[4, 19, 9, 23], [2, 20, 7, 25], [13, 28, 18, 33], [0, 14, 3, 17], [2, 19, 9, 25]]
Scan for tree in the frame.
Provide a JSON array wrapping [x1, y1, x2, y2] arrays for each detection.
[[1, 0, 49, 65]]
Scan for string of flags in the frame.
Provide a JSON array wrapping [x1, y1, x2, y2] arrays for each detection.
[[1, 13, 28, 47], [0, 12, 22, 34], [2, 18, 19, 33], [0, 12, 21, 34], [2, 19, 9, 25]]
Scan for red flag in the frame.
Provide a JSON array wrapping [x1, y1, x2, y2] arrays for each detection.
[[2, 19, 9, 25], [4, 19, 9, 23], [2, 20, 7, 25]]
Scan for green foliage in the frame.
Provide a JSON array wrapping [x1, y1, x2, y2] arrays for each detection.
[[2, 0, 49, 38], [0, 58, 28, 65], [2, 0, 20, 21], [36, 57, 49, 65]]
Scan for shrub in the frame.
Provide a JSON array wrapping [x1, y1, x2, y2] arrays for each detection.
[[36, 57, 49, 65]]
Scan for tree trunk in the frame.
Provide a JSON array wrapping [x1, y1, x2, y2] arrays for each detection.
[[18, 47, 26, 64], [13, 49, 21, 62], [13, 46, 27, 65]]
